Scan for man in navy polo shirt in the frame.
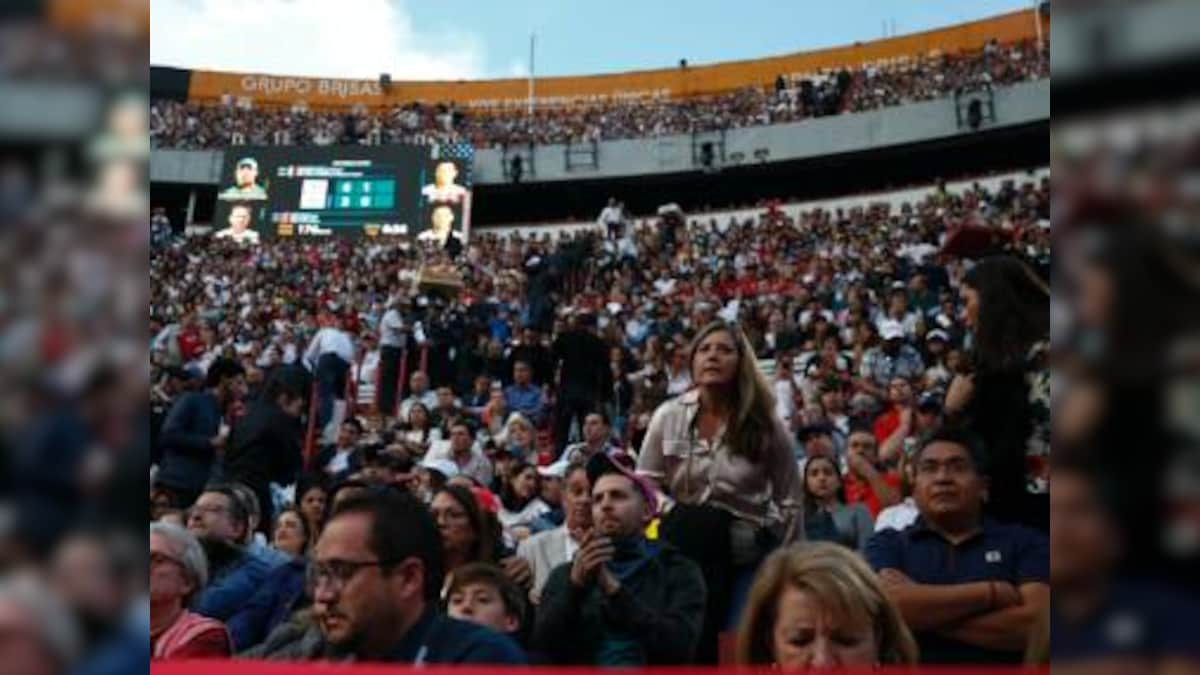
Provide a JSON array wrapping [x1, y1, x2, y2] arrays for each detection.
[[866, 427, 1048, 664]]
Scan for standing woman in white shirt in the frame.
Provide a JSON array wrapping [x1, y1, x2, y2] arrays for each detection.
[[637, 320, 804, 664]]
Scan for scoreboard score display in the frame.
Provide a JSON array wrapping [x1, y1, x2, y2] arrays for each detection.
[[212, 144, 474, 243]]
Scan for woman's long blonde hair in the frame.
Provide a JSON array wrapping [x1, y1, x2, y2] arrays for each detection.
[[735, 542, 919, 666], [688, 321, 778, 463]]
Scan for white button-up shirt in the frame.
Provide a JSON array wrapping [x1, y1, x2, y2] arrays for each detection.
[[379, 309, 406, 348], [305, 327, 354, 366], [637, 389, 803, 533]]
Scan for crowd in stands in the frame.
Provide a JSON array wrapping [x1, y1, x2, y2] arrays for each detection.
[[0, 168, 149, 674], [149, 170, 1059, 667], [149, 39, 1047, 150]]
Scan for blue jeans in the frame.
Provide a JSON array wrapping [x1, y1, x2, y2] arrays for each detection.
[[315, 353, 350, 431], [725, 562, 761, 629]]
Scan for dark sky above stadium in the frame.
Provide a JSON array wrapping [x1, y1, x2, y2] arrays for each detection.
[[151, 0, 1037, 79]]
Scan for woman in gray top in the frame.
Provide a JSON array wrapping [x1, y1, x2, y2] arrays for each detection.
[[637, 321, 804, 539], [802, 455, 874, 552], [636, 320, 803, 662]]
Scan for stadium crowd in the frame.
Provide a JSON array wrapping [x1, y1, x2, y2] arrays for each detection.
[[149, 171, 1056, 667], [149, 39, 1047, 150]]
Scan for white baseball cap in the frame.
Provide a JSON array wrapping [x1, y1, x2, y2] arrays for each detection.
[[537, 459, 570, 479], [879, 319, 905, 341], [420, 458, 459, 479]]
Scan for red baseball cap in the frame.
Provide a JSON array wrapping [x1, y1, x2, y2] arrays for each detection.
[[470, 486, 499, 515], [585, 452, 657, 517]]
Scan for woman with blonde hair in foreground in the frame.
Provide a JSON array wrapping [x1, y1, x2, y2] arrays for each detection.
[[736, 542, 917, 669]]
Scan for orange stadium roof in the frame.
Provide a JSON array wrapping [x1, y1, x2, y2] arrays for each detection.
[[48, 0, 150, 37], [185, 9, 1046, 111]]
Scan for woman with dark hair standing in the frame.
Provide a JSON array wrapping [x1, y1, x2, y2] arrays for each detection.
[[637, 320, 803, 663], [945, 256, 1050, 531]]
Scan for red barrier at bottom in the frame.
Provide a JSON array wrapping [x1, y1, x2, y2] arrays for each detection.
[[152, 663, 1047, 675]]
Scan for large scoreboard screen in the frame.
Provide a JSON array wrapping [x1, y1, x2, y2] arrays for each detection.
[[211, 143, 474, 244]]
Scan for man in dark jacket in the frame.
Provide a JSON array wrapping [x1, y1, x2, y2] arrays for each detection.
[[310, 488, 527, 664], [221, 366, 308, 531], [156, 358, 245, 509], [226, 555, 307, 652], [313, 418, 364, 481], [508, 325, 553, 386], [534, 453, 706, 665], [187, 484, 273, 621], [551, 313, 611, 454]]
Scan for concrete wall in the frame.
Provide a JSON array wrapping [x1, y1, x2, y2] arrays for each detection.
[[474, 79, 1049, 183]]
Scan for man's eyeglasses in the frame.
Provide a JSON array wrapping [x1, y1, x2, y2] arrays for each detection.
[[308, 558, 399, 591]]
